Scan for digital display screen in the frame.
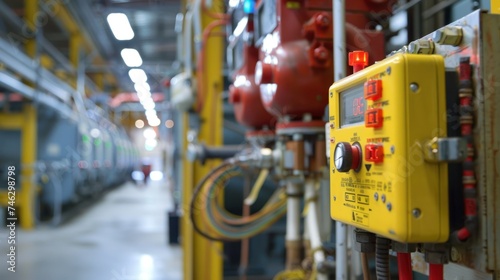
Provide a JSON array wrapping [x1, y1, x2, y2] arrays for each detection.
[[340, 84, 366, 127]]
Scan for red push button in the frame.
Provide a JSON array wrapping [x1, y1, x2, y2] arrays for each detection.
[[364, 79, 382, 100], [365, 108, 383, 128], [365, 144, 384, 163]]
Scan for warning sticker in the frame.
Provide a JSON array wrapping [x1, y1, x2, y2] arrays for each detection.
[[351, 211, 369, 226]]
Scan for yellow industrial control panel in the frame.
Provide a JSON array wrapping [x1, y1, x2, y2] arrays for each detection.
[[329, 53, 449, 242]]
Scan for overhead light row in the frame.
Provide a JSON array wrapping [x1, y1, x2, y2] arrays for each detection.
[[135, 82, 159, 127], [107, 13, 158, 127]]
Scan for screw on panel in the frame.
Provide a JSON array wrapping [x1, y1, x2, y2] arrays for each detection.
[[390, 145, 395, 154], [410, 83, 419, 93], [412, 208, 421, 218], [374, 192, 379, 201], [386, 202, 392, 211], [330, 137, 335, 143], [333, 196, 336, 201], [381, 194, 386, 203], [330, 123, 335, 129]]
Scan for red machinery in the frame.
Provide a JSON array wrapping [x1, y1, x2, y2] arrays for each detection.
[[253, 0, 391, 121], [227, 6, 276, 131]]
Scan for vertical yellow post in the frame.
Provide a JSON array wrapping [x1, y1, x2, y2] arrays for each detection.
[[182, 113, 194, 280], [181, 3, 225, 280], [192, 11, 224, 280], [20, 104, 37, 229], [492, 0, 500, 14], [24, 0, 38, 57]]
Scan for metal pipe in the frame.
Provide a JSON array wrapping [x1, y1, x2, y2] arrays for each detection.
[[333, 0, 348, 279], [286, 182, 302, 269], [305, 179, 328, 280], [203, 145, 242, 160], [333, 0, 346, 82]]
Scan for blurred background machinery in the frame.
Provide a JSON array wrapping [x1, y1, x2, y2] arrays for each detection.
[[0, 1, 499, 280]]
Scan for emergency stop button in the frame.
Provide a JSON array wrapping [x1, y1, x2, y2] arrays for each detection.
[[365, 144, 384, 163], [364, 79, 382, 100]]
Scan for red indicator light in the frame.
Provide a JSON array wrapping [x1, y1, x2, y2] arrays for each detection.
[[365, 144, 384, 163], [365, 108, 383, 128], [348, 51, 369, 73], [364, 79, 382, 100]]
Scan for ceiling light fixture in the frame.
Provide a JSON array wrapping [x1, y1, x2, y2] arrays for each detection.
[[129, 69, 148, 83], [134, 82, 151, 93], [121, 48, 143, 67], [107, 13, 135, 40]]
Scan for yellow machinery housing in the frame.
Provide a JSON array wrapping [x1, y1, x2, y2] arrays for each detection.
[[328, 53, 449, 243]]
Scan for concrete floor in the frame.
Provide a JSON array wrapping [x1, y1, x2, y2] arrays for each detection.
[[0, 180, 182, 280]]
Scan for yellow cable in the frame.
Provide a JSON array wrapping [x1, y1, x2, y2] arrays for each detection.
[[273, 269, 306, 280], [244, 168, 269, 205]]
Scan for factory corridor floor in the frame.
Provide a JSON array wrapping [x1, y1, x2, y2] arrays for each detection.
[[0, 180, 182, 280]]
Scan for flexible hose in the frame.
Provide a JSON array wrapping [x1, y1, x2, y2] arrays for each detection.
[[190, 161, 286, 241], [375, 236, 391, 280], [190, 160, 237, 241], [429, 264, 443, 280], [397, 252, 412, 280]]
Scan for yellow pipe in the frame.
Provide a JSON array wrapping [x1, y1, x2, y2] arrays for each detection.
[[69, 34, 82, 68], [50, 2, 92, 52]]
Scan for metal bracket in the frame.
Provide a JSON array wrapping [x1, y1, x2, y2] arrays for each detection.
[[424, 137, 467, 162]]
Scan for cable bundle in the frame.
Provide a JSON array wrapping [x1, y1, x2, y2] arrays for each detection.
[[190, 160, 286, 241]]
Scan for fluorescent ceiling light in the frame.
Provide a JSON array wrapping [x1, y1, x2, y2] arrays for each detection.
[[121, 48, 143, 67], [129, 69, 148, 83], [140, 96, 154, 105], [143, 101, 156, 111], [134, 82, 150, 93], [137, 91, 151, 100], [107, 13, 134, 40], [145, 109, 157, 118], [148, 118, 161, 127]]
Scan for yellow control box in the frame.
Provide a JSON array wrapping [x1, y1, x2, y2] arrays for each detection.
[[328, 53, 449, 242]]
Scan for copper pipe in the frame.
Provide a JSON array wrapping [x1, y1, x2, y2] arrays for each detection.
[[361, 252, 371, 280], [196, 19, 228, 113], [286, 140, 305, 171], [202, 0, 229, 20], [239, 176, 251, 280], [314, 139, 326, 172], [286, 240, 303, 269]]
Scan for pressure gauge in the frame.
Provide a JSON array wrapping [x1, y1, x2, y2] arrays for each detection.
[[334, 142, 361, 172]]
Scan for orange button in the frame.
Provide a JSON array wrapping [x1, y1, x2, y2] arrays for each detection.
[[364, 79, 382, 100], [365, 108, 383, 128], [365, 144, 384, 163]]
